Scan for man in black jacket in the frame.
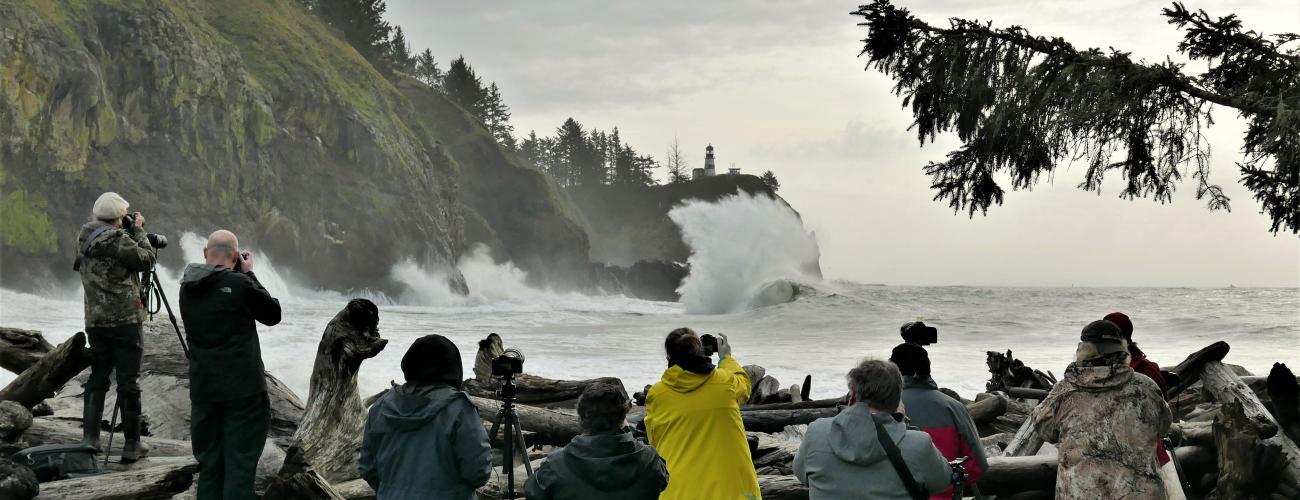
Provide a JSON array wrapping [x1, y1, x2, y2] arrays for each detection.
[[179, 229, 281, 500], [524, 382, 669, 500]]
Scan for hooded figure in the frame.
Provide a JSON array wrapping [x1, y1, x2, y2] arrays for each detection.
[[524, 382, 668, 500], [891, 343, 988, 499], [359, 334, 491, 500], [643, 328, 760, 500], [1033, 320, 1172, 500], [795, 359, 950, 499]]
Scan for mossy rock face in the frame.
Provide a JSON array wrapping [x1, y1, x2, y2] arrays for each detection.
[[0, 0, 468, 292]]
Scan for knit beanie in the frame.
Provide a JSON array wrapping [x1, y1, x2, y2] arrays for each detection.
[[401, 334, 463, 389], [1104, 312, 1134, 341], [890, 342, 931, 378], [92, 192, 130, 221]]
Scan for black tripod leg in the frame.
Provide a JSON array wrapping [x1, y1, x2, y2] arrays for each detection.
[[514, 417, 533, 476], [488, 408, 505, 444], [150, 270, 189, 359]]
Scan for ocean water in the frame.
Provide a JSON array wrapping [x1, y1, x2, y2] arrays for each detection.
[[1, 195, 1297, 402]]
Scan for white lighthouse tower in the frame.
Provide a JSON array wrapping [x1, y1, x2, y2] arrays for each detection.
[[704, 144, 716, 177]]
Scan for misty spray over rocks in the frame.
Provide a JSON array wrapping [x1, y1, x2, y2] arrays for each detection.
[[670, 192, 822, 314]]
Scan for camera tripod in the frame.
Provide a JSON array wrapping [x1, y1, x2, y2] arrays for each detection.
[[487, 373, 534, 499], [101, 267, 189, 466]]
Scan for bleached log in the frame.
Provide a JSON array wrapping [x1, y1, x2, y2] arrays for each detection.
[[1168, 420, 1214, 447], [469, 395, 581, 446], [743, 408, 839, 434], [967, 393, 1008, 427], [744, 397, 844, 411], [0, 328, 53, 375], [1200, 361, 1300, 492], [464, 374, 626, 407], [1004, 416, 1043, 457], [1167, 341, 1230, 398], [22, 417, 192, 457], [333, 479, 375, 500], [34, 460, 199, 500], [293, 300, 388, 484], [0, 332, 91, 408]]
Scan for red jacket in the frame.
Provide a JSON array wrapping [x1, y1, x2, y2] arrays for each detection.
[[1130, 346, 1170, 466], [901, 376, 988, 499]]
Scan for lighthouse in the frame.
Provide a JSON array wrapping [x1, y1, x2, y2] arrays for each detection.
[[704, 144, 716, 177]]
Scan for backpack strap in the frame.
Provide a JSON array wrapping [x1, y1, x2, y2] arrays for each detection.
[[72, 224, 116, 271], [873, 416, 928, 500]]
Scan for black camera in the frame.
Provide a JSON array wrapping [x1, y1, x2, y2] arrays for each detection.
[[491, 348, 525, 378], [701, 334, 719, 356], [901, 321, 938, 345], [121, 214, 168, 249]]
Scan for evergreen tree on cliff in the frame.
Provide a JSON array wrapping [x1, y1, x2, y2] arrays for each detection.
[[484, 83, 516, 149], [761, 171, 780, 192], [553, 118, 591, 187], [414, 49, 443, 88], [387, 26, 415, 72], [443, 56, 488, 118], [313, 0, 392, 64], [852, 1, 1299, 233]]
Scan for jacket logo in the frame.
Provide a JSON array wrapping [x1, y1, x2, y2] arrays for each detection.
[[220, 287, 233, 294]]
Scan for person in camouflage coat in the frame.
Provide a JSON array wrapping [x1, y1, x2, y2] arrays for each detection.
[[77, 192, 156, 462], [1033, 320, 1172, 500]]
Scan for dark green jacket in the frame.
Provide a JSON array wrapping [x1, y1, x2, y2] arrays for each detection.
[[178, 263, 281, 402], [524, 429, 669, 500], [77, 221, 155, 328]]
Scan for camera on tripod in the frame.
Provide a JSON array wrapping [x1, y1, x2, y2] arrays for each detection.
[[121, 213, 168, 249], [491, 348, 525, 378]]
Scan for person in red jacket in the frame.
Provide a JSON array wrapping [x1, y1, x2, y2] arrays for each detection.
[[1104, 311, 1171, 467], [891, 342, 988, 499]]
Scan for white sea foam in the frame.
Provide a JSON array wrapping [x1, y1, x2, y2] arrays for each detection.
[[670, 192, 823, 314]]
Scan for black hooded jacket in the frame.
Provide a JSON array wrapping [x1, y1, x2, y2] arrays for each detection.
[[178, 263, 281, 402], [523, 429, 669, 500]]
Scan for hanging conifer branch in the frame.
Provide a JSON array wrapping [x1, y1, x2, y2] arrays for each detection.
[[852, 1, 1299, 233]]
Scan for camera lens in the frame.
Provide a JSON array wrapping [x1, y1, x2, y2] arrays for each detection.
[[147, 233, 169, 249]]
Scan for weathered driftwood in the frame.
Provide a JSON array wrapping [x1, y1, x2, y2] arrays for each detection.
[[758, 475, 810, 500], [743, 397, 845, 411], [752, 432, 802, 475], [981, 431, 1016, 458], [978, 455, 1058, 495], [1200, 360, 1300, 493], [333, 479, 375, 500], [0, 332, 91, 408], [742, 408, 839, 434], [0, 458, 38, 500], [967, 393, 1009, 427], [293, 300, 388, 484], [463, 374, 626, 407], [34, 460, 199, 500], [1005, 416, 1044, 457], [986, 350, 1054, 393], [469, 395, 581, 446], [1267, 362, 1300, 443], [0, 327, 54, 375], [1211, 401, 1286, 498], [1168, 420, 1215, 447], [1166, 341, 1230, 399], [44, 320, 306, 449], [1005, 387, 1050, 401], [23, 417, 192, 457], [0, 400, 34, 440]]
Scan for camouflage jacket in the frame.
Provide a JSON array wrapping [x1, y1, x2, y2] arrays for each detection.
[[1033, 361, 1172, 500], [78, 221, 156, 328]]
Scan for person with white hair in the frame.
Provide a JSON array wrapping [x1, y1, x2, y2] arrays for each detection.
[[75, 192, 156, 462]]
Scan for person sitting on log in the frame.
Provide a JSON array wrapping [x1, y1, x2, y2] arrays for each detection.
[[179, 229, 281, 499], [472, 333, 504, 385], [524, 381, 668, 500], [795, 358, 951, 500], [76, 192, 156, 461], [643, 328, 760, 500], [1032, 320, 1172, 500], [890, 343, 988, 499], [359, 334, 491, 500]]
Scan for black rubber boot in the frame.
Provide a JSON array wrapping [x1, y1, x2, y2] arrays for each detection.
[[120, 396, 149, 463], [81, 391, 104, 452]]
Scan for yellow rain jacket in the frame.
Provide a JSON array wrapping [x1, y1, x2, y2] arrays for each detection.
[[645, 355, 761, 500]]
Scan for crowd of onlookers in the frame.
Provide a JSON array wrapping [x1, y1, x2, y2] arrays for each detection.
[[77, 189, 1176, 499]]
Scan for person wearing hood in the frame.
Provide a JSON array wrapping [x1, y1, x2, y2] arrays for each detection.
[[524, 381, 668, 500], [179, 229, 281, 499], [1032, 320, 1172, 500], [643, 328, 760, 500], [795, 358, 951, 500], [359, 334, 491, 500], [76, 192, 156, 461], [890, 343, 988, 499]]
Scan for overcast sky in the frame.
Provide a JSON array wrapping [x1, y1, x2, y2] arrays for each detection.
[[387, 0, 1300, 287]]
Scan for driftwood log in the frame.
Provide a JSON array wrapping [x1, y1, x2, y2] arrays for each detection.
[[0, 328, 54, 375], [1200, 360, 1300, 494], [463, 374, 626, 407], [33, 460, 199, 500], [743, 408, 839, 434], [264, 444, 349, 500], [0, 400, 34, 440], [967, 394, 1009, 427], [986, 350, 1054, 393], [0, 458, 38, 500], [0, 332, 92, 408], [1166, 341, 1230, 399], [293, 299, 387, 484], [1211, 401, 1285, 498], [23, 417, 192, 457], [744, 397, 845, 411], [1005, 387, 1049, 401], [1004, 416, 1044, 457], [43, 320, 306, 448], [1267, 362, 1300, 443]]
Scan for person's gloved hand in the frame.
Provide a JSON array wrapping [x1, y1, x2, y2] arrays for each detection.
[[716, 333, 733, 358]]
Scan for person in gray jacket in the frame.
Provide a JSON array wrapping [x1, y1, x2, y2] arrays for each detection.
[[524, 381, 669, 500], [359, 335, 491, 500], [795, 358, 951, 500]]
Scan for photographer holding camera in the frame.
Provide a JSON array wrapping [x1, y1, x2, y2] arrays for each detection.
[[76, 192, 156, 462], [178, 229, 281, 499], [643, 328, 760, 500], [359, 334, 491, 499]]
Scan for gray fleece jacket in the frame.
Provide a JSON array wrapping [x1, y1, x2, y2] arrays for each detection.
[[795, 403, 951, 499]]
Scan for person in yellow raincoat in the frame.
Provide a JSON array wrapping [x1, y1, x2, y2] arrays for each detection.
[[644, 328, 761, 500]]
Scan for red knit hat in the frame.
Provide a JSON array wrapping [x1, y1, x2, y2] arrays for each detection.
[[1104, 312, 1134, 341]]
